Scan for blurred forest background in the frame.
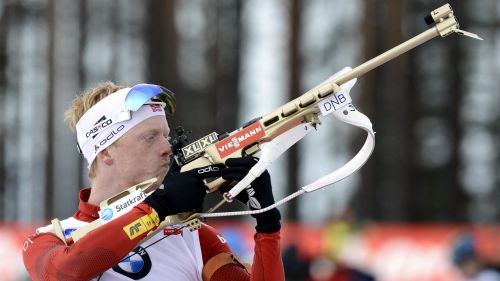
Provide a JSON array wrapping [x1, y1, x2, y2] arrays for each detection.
[[0, 0, 498, 227]]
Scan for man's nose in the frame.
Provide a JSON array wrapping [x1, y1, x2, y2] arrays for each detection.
[[161, 138, 173, 157]]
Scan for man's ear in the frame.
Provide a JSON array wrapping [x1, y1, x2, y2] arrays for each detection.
[[96, 148, 113, 166]]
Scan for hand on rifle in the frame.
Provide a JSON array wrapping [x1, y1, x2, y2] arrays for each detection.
[[220, 157, 281, 233], [144, 162, 222, 221]]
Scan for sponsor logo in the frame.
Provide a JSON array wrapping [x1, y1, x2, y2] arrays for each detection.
[[63, 228, 77, 238], [114, 192, 146, 213], [246, 187, 255, 197], [217, 234, 227, 244], [100, 208, 114, 221], [23, 237, 34, 252], [246, 186, 261, 209], [182, 132, 219, 159], [197, 166, 219, 174], [85, 116, 113, 139], [318, 92, 352, 116], [98, 124, 125, 147], [129, 223, 142, 237], [149, 104, 163, 112], [248, 197, 261, 209], [101, 191, 149, 225], [215, 122, 265, 158], [123, 211, 159, 240], [163, 227, 183, 236], [112, 246, 152, 279]]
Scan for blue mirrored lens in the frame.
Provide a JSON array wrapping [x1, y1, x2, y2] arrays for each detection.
[[124, 83, 176, 114], [125, 84, 163, 111]]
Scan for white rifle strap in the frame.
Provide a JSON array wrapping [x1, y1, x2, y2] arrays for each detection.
[[201, 100, 375, 218], [225, 122, 315, 200], [224, 67, 355, 200], [301, 104, 374, 192]]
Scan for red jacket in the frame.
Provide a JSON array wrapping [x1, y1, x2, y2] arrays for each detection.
[[23, 188, 284, 281]]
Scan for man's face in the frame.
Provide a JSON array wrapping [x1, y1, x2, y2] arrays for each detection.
[[108, 116, 172, 187]]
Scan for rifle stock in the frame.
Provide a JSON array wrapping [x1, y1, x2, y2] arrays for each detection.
[[174, 3, 480, 191]]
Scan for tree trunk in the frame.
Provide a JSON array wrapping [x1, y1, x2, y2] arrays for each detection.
[[285, 0, 302, 221], [354, 0, 413, 221]]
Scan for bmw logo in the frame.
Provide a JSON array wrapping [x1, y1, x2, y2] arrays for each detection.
[[112, 246, 152, 279]]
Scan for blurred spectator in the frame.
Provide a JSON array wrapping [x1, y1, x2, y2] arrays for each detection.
[[308, 255, 375, 281], [283, 244, 310, 281], [313, 211, 375, 281], [309, 256, 336, 281], [452, 233, 500, 281]]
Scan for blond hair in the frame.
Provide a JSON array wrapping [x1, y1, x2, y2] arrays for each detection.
[[65, 81, 126, 179]]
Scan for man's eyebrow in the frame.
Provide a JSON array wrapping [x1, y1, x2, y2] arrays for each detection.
[[136, 128, 157, 138]]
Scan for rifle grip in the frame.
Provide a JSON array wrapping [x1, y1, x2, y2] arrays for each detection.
[[203, 177, 228, 192]]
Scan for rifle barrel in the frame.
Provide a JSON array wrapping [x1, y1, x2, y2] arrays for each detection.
[[334, 27, 439, 86]]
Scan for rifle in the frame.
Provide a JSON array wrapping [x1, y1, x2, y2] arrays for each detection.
[[169, 3, 481, 217], [55, 3, 481, 243]]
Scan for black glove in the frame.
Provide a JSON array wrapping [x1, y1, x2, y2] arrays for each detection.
[[144, 162, 223, 221], [220, 157, 281, 233]]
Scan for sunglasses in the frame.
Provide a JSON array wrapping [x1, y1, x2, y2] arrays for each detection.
[[117, 83, 176, 122]]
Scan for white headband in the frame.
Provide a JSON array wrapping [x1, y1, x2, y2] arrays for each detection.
[[75, 87, 166, 167]]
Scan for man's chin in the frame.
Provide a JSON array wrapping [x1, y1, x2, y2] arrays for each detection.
[[138, 167, 169, 192], [156, 171, 169, 185], [144, 182, 161, 193]]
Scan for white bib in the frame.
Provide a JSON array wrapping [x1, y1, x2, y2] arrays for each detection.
[[96, 229, 203, 281]]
